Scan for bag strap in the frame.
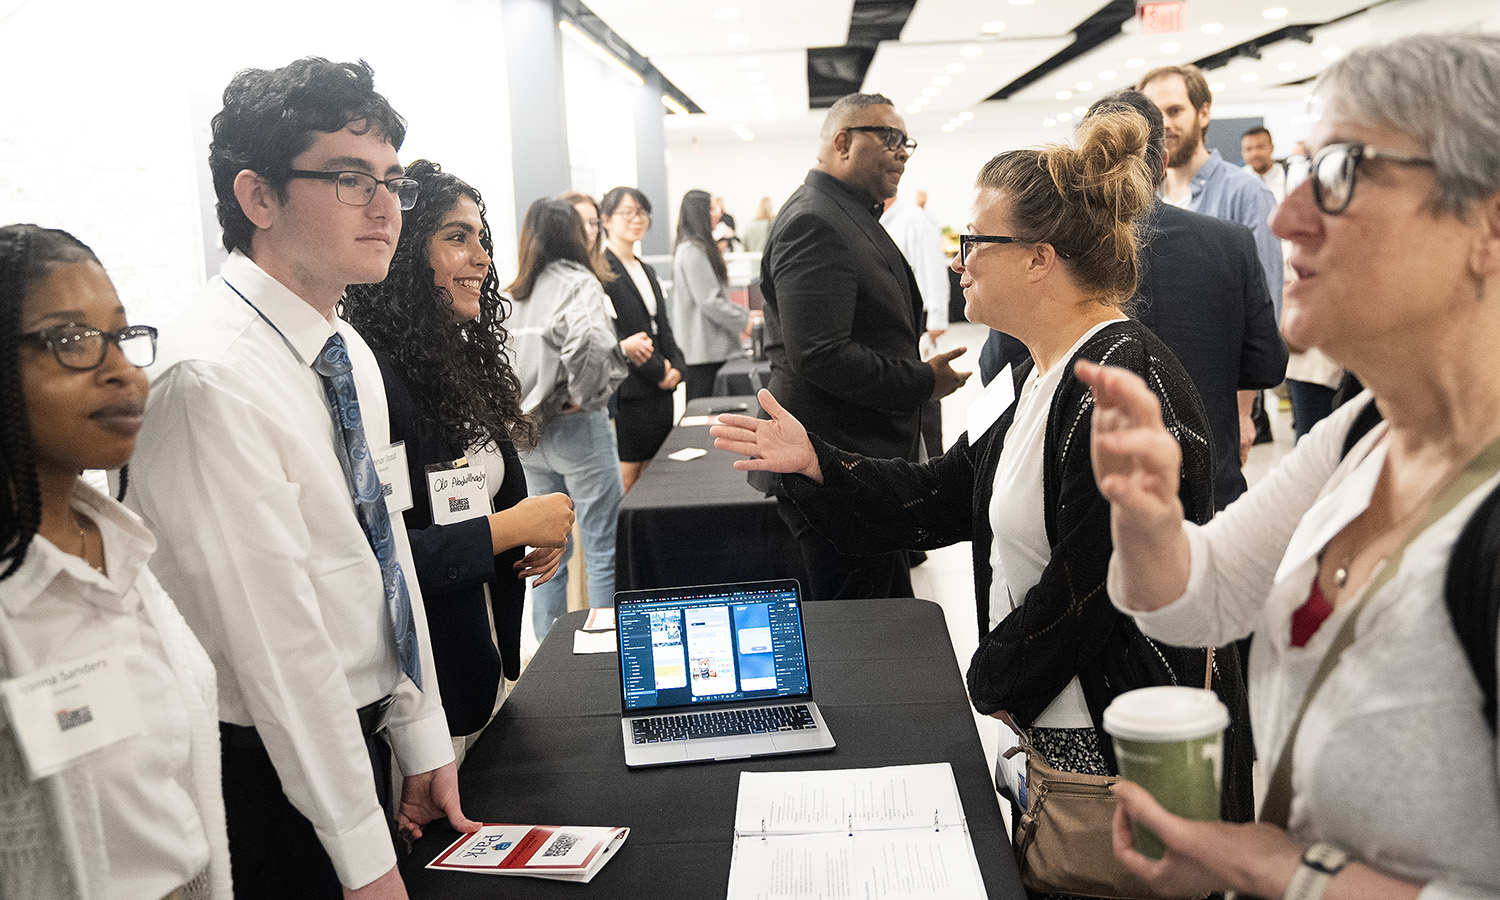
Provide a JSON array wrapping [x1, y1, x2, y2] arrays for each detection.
[[1261, 433, 1500, 827]]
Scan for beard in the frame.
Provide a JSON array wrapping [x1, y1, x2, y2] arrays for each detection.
[[1167, 124, 1204, 168]]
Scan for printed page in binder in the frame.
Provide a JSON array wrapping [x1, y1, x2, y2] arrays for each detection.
[[726, 763, 986, 900]]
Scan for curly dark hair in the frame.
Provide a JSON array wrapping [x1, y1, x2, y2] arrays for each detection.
[[1, 225, 101, 580], [342, 161, 537, 452], [210, 57, 406, 257]]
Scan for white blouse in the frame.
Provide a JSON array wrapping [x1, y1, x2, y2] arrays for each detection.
[[0, 481, 229, 899], [1114, 396, 1500, 900]]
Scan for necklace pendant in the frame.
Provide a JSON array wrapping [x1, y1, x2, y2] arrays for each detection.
[[1333, 566, 1350, 589]]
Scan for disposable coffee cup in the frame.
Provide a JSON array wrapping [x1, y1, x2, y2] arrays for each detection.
[[1102, 686, 1229, 860]]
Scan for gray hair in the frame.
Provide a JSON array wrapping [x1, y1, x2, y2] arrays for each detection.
[[820, 93, 895, 140], [1316, 32, 1500, 216]]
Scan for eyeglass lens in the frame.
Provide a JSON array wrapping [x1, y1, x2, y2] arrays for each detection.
[[47, 326, 156, 370], [1314, 145, 1357, 213], [333, 173, 420, 210]]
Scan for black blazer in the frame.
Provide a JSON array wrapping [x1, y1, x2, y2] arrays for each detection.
[[1132, 201, 1287, 508], [375, 351, 529, 737], [603, 249, 685, 401], [760, 169, 933, 462]]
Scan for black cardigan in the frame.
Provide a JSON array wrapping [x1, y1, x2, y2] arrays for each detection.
[[375, 351, 529, 737], [785, 320, 1254, 822], [603, 249, 685, 400]]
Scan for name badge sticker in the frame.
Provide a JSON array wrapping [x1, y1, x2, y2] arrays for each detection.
[[0, 645, 145, 780], [374, 442, 414, 514], [965, 363, 1017, 443], [426, 458, 491, 526]]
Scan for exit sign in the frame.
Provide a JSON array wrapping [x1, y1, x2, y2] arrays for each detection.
[[1139, 1, 1185, 34]]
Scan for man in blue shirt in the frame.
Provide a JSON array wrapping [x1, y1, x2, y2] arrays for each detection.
[[1139, 64, 1283, 322]]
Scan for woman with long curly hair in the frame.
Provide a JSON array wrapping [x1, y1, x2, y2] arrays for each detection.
[[0, 224, 230, 897], [343, 162, 575, 748]]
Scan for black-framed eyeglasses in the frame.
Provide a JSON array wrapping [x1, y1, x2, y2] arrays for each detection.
[[1310, 142, 1435, 215], [846, 125, 918, 156], [612, 208, 651, 223], [285, 170, 422, 210], [959, 234, 1074, 265], [21, 324, 158, 371]]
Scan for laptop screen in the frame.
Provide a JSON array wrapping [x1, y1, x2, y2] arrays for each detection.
[[617, 580, 812, 712]]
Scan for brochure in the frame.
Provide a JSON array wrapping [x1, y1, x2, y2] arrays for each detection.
[[426, 823, 628, 883]]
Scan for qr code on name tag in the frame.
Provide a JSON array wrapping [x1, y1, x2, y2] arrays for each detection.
[[542, 833, 580, 858], [56, 706, 94, 731], [448, 497, 470, 513]]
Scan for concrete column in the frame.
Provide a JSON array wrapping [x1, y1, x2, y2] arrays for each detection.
[[503, 0, 572, 233], [634, 69, 670, 256]]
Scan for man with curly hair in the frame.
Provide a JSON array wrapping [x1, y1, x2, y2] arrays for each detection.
[[128, 58, 476, 899]]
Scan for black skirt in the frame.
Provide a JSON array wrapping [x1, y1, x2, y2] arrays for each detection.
[[615, 390, 674, 462]]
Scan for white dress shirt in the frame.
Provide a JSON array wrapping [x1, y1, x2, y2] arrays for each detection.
[[128, 250, 453, 889], [880, 198, 950, 333], [0, 480, 230, 899], [1112, 396, 1500, 899]]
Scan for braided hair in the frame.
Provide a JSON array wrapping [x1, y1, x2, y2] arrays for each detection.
[[342, 160, 537, 452], [1, 224, 101, 580]]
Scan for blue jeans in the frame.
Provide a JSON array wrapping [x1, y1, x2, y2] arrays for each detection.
[[520, 409, 623, 641]]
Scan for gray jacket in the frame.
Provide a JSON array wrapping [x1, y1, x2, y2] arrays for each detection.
[[507, 259, 627, 420], [669, 241, 749, 366]]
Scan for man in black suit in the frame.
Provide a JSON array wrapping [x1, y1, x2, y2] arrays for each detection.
[[977, 90, 1285, 509], [759, 92, 970, 600]]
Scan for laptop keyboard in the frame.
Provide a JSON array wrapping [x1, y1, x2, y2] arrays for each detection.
[[632, 704, 816, 744]]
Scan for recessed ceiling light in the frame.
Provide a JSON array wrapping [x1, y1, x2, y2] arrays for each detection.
[[1043, 118, 1057, 127], [946, 63, 966, 74], [1126, 57, 1147, 68], [727, 33, 750, 45], [1057, 111, 1074, 122], [1202, 22, 1224, 34], [1076, 81, 1093, 91], [1209, 82, 1227, 92], [923, 87, 941, 97], [1098, 70, 1117, 80], [713, 7, 741, 19], [941, 123, 957, 132], [933, 75, 952, 85], [1161, 41, 1181, 53], [1264, 7, 1289, 19], [960, 44, 983, 57], [1278, 60, 1297, 71], [981, 20, 1005, 33], [1241, 72, 1260, 82], [1073, 105, 1087, 116], [959, 111, 975, 121], [1055, 89, 1072, 100], [1322, 47, 1343, 59]]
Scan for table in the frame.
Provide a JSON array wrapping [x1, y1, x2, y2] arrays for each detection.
[[712, 355, 772, 397], [403, 598, 1024, 899], [615, 395, 804, 591]]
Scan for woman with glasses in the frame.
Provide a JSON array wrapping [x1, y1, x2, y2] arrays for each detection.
[[505, 199, 629, 641], [671, 189, 750, 402], [713, 108, 1255, 874], [600, 186, 685, 492], [1087, 33, 1500, 900], [342, 162, 575, 752], [0, 225, 231, 898]]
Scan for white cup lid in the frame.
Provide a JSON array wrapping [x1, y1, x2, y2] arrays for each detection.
[[1102, 686, 1229, 742]]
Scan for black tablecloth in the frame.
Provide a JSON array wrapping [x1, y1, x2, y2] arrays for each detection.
[[712, 356, 772, 397], [615, 395, 804, 591], [402, 598, 1024, 899]]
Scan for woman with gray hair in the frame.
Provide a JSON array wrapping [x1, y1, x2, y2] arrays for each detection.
[[1086, 32, 1500, 899]]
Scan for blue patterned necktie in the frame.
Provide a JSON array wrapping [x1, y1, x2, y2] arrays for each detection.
[[313, 333, 423, 690]]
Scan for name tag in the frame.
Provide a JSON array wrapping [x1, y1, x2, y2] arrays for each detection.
[[965, 364, 1016, 443], [0, 645, 145, 780], [426, 458, 491, 526], [374, 442, 414, 514]]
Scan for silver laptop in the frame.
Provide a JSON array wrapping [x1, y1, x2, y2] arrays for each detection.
[[616, 579, 836, 767]]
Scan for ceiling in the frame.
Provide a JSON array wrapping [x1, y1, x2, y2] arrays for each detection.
[[578, 0, 1496, 142]]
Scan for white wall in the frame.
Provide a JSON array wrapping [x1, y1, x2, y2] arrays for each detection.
[[0, 0, 515, 325], [561, 34, 638, 206]]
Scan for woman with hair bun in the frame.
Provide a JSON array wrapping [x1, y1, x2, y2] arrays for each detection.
[[713, 110, 1255, 869]]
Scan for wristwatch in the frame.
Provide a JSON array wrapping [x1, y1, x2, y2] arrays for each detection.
[[1284, 842, 1351, 900]]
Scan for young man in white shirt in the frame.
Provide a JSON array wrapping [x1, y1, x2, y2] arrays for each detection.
[[128, 57, 475, 900]]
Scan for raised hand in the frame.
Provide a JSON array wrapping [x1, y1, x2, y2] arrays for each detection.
[[710, 389, 822, 482], [928, 346, 971, 400], [1077, 359, 1184, 530]]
